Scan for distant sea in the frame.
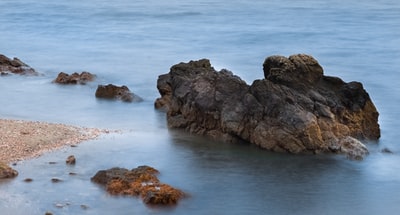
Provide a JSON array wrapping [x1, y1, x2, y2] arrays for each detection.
[[0, 0, 399, 214]]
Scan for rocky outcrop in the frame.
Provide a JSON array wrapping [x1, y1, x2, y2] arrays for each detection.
[[155, 55, 380, 159], [0, 162, 18, 179], [91, 166, 185, 205], [0, 54, 38, 75], [53, 71, 95, 84], [95, 84, 143, 102]]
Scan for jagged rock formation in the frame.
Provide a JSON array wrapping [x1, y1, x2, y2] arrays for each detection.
[[0, 54, 37, 75], [155, 54, 380, 159]]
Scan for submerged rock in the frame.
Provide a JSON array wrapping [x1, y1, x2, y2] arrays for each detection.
[[381, 148, 393, 154], [0, 54, 38, 75], [0, 162, 18, 179], [91, 165, 185, 205], [95, 84, 143, 102], [51, 178, 63, 183], [53, 71, 95, 84], [155, 55, 380, 159]]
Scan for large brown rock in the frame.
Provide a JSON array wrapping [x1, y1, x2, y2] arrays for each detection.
[[155, 55, 380, 159], [91, 166, 185, 205], [53, 71, 95, 84], [95, 84, 143, 102], [0, 54, 38, 75]]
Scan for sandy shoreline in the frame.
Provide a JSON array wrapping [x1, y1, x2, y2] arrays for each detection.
[[0, 119, 107, 163]]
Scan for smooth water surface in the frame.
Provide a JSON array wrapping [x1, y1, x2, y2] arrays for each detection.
[[0, 0, 400, 214]]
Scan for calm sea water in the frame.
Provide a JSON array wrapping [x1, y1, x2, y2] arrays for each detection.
[[1, 0, 400, 214]]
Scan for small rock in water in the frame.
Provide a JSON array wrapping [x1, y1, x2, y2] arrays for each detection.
[[381, 148, 393, 153], [95, 84, 143, 102], [51, 178, 62, 183], [91, 165, 186, 205], [24, 178, 33, 182], [66, 155, 76, 165], [0, 162, 18, 179], [55, 203, 64, 208], [53, 71, 96, 84]]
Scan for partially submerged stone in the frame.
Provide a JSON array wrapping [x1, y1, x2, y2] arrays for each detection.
[[53, 71, 95, 84], [66, 155, 76, 165], [0, 162, 18, 179], [91, 165, 185, 205], [95, 84, 143, 102], [0, 54, 38, 75], [155, 55, 380, 159]]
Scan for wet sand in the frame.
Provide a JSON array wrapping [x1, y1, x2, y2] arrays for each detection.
[[0, 119, 106, 163]]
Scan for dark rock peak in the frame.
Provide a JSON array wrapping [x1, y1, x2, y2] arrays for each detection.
[[263, 54, 323, 88]]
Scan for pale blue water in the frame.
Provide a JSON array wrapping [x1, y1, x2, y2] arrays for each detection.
[[0, 0, 400, 214]]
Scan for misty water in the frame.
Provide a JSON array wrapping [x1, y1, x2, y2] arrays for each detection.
[[0, 0, 400, 214]]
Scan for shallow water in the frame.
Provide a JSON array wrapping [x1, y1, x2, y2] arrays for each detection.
[[0, 0, 400, 214]]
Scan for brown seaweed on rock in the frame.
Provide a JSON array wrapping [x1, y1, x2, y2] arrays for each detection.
[[91, 166, 185, 205]]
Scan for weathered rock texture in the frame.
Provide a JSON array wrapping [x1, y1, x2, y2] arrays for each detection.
[[91, 166, 185, 205], [95, 84, 142, 102], [0, 54, 38, 75], [53, 71, 95, 84], [155, 55, 380, 159], [0, 162, 18, 179]]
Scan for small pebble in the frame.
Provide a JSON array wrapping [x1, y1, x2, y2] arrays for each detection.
[[55, 203, 64, 208], [24, 178, 33, 182], [51, 178, 62, 183]]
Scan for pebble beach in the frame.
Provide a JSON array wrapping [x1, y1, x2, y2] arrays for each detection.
[[0, 119, 105, 163]]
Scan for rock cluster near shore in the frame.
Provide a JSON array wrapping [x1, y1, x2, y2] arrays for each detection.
[[91, 166, 185, 205], [0, 54, 143, 103], [155, 54, 380, 159], [53, 71, 142, 102]]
